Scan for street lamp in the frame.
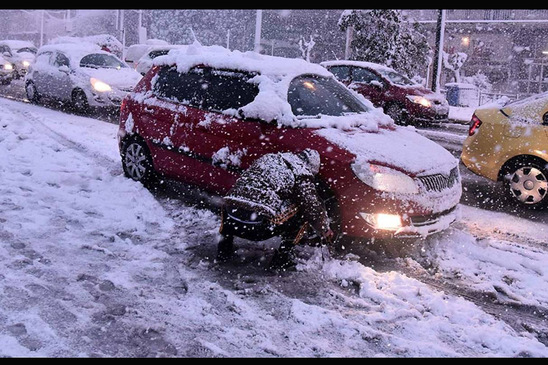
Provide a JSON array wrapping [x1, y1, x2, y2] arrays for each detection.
[[254, 10, 262, 53]]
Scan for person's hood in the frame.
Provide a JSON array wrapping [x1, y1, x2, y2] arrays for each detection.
[[314, 125, 458, 177], [82, 67, 142, 91]]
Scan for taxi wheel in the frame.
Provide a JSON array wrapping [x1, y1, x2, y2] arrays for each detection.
[[504, 160, 548, 209]]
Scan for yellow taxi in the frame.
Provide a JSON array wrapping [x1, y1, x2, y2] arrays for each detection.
[[461, 93, 548, 208]]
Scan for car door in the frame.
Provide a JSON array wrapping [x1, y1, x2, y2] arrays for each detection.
[[349, 66, 387, 107], [48, 51, 73, 102], [31, 51, 54, 96], [169, 67, 272, 195]]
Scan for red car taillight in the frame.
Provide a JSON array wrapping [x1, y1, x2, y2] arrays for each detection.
[[469, 113, 482, 136]]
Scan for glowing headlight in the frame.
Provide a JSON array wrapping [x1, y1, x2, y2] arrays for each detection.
[[3, 63, 13, 70], [90, 77, 112, 92], [351, 162, 418, 194], [22, 60, 30, 68], [407, 95, 432, 108], [360, 212, 402, 231]]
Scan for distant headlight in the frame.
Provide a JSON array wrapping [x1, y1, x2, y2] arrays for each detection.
[[406, 95, 432, 108], [351, 162, 419, 194], [2, 63, 13, 70], [90, 77, 112, 92], [22, 60, 30, 68]]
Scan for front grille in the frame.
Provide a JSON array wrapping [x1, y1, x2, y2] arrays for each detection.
[[417, 167, 459, 192], [410, 206, 457, 227]]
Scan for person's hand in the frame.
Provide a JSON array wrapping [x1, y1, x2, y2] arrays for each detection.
[[322, 228, 334, 244]]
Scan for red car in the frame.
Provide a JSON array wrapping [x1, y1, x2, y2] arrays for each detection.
[[117, 45, 461, 243], [321, 60, 450, 125]]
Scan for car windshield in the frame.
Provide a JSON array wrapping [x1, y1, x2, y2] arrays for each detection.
[[80, 53, 127, 69], [17, 47, 37, 54], [377, 69, 416, 86], [288, 75, 369, 117]]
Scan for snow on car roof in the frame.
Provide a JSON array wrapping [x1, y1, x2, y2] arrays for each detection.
[[0, 39, 35, 50], [321, 59, 396, 74], [38, 42, 112, 64], [153, 43, 391, 129], [50, 34, 123, 52]]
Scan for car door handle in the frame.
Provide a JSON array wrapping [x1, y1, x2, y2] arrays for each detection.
[[143, 106, 155, 114]]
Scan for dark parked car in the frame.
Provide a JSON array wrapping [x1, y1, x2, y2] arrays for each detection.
[[118, 46, 461, 244], [321, 60, 450, 125]]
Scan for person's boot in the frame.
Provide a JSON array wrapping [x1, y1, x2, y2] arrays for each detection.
[[269, 243, 296, 271], [217, 235, 235, 262]]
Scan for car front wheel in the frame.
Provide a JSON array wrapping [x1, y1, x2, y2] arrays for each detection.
[[385, 103, 409, 126], [121, 138, 159, 189], [505, 161, 548, 209], [72, 89, 90, 114], [25, 81, 40, 104]]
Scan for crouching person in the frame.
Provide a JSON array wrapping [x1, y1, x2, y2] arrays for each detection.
[[218, 149, 334, 270]]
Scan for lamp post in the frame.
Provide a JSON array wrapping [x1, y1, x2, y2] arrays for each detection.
[[254, 10, 262, 53], [431, 9, 446, 92]]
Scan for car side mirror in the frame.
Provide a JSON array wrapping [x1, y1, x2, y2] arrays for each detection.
[[58, 65, 70, 73]]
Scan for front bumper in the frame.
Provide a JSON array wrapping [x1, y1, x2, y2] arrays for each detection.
[[89, 88, 131, 108], [408, 103, 450, 122]]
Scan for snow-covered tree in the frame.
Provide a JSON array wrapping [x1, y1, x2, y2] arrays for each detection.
[[338, 9, 430, 78], [298, 35, 315, 62], [443, 51, 468, 83]]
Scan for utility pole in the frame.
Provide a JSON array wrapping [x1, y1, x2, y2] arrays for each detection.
[[344, 26, 353, 59], [40, 10, 44, 47], [254, 10, 262, 53], [431, 9, 446, 92]]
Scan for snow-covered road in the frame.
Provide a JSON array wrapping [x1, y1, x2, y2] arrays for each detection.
[[1, 97, 547, 357]]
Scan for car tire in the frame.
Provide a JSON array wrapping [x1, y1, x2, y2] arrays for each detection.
[[385, 103, 409, 126], [25, 81, 40, 104], [121, 138, 160, 190], [503, 159, 548, 209], [71, 89, 90, 115]]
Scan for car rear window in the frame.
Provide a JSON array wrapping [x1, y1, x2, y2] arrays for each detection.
[[153, 66, 259, 112]]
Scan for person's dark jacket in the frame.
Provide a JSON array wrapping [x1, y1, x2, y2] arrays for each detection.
[[223, 152, 329, 235]]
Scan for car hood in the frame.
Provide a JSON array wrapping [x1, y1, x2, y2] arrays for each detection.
[[84, 67, 142, 91], [314, 125, 458, 176], [403, 85, 447, 103]]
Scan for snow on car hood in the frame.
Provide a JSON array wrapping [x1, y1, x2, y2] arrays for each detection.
[[84, 67, 142, 90], [405, 85, 447, 103], [316, 125, 458, 176]]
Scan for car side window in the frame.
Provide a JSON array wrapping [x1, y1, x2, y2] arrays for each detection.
[[202, 69, 259, 112], [352, 67, 382, 85], [154, 66, 258, 112], [154, 66, 208, 106], [0, 45, 12, 57], [328, 66, 351, 82], [53, 52, 70, 68]]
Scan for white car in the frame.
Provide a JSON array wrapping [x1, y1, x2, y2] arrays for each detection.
[[25, 42, 142, 114], [124, 39, 169, 69], [135, 44, 187, 75], [0, 40, 37, 79]]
